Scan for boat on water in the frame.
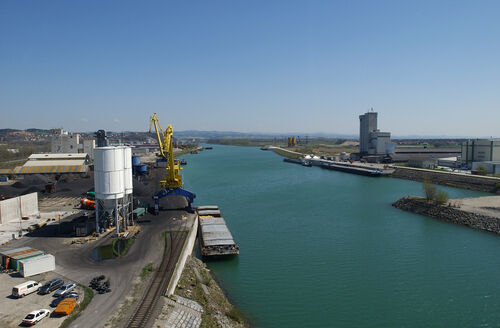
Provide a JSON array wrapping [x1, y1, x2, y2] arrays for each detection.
[[204, 146, 213, 150], [197, 206, 239, 257], [321, 163, 382, 177], [283, 158, 312, 167], [179, 159, 187, 165]]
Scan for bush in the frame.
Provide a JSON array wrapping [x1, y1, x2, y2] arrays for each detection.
[[476, 165, 488, 176], [435, 190, 449, 205], [227, 307, 245, 323], [422, 179, 437, 201]]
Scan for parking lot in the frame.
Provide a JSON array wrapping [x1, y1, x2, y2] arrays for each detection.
[[0, 271, 82, 328]]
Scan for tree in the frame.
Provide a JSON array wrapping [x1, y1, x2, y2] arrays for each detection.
[[476, 165, 488, 176], [422, 179, 437, 201], [435, 190, 449, 205]]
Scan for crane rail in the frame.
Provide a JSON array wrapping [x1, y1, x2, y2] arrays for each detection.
[[126, 229, 188, 328]]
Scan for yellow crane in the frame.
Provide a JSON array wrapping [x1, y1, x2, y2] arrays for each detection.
[[149, 113, 195, 214], [149, 113, 183, 189]]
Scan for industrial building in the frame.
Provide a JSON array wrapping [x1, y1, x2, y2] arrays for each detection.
[[11, 153, 90, 176], [51, 132, 80, 153], [359, 110, 394, 157], [51, 129, 96, 159], [461, 139, 500, 168], [472, 161, 500, 174]]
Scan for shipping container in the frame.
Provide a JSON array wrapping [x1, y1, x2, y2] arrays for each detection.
[[0, 247, 32, 267], [20, 254, 55, 277], [10, 250, 44, 270], [2, 248, 38, 269]]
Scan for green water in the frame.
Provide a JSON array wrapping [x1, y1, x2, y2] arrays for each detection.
[[182, 145, 500, 328]]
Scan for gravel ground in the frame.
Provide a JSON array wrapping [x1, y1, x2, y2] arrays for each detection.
[[454, 195, 500, 218]]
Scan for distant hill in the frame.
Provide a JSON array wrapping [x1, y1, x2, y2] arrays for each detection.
[[0, 128, 21, 134]]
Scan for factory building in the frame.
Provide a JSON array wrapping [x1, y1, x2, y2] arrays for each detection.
[[472, 161, 500, 174], [51, 133, 80, 153], [359, 110, 394, 157], [83, 139, 96, 159], [51, 129, 96, 159], [461, 139, 500, 168]]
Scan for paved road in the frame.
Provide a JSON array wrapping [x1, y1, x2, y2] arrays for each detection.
[[4, 197, 195, 328]]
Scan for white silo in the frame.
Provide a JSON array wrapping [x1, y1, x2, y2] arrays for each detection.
[[123, 146, 133, 195], [94, 146, 125, 235], [122, 146, 133, 227]]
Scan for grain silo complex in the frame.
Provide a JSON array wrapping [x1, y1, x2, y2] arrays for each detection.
[[94, 146, 133, 235]]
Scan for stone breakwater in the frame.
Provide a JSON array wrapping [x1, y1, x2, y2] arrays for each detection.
[[391, 167, 500, 193], [392, 197, 500, 235]]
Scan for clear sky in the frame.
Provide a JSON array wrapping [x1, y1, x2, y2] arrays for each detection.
[[1, 0, 499, 137]]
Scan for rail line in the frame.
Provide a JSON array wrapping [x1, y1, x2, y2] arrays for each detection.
[[126, 222, 188, 328]]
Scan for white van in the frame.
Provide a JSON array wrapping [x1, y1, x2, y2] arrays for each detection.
[[12, 280, 41, 298]]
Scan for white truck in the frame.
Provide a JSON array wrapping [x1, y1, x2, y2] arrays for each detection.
[[12, 280, 40, 298]]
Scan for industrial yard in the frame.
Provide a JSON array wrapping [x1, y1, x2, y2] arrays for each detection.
[[0, 119, 243, 328]]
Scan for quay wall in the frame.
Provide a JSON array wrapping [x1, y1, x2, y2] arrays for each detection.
[[391, 167, 500, 193], [166, 215, 199, 296], [392, 197, 500, 235]]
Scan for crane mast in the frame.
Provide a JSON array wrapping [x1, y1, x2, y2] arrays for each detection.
[[149, 114, 183, 189]]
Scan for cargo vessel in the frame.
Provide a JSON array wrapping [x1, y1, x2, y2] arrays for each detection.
[[197, 205, 239, 257]]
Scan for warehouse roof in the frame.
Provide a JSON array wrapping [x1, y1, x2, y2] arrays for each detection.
[[28, 153, 89, 160], [24, 159, 86, 167], [13, 165, 88, 174], [0, 168, 12, 175]]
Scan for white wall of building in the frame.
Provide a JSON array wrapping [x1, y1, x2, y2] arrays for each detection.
[[0, 193, 39, 224], [51, 134, 80, 153], [83, 139, 96, 159]]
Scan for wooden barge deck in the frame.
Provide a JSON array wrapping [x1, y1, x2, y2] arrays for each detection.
[[197, 206, 239, 257]]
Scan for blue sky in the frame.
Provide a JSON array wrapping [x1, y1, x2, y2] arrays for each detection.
[[1, 0, 499, 137]]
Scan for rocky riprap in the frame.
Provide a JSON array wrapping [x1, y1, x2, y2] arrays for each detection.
[[392, 197, 500, 234]]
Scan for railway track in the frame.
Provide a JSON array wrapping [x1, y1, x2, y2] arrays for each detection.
[[126, 226, 188, 328]]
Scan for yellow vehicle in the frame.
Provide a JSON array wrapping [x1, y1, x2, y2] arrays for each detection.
[[54, 298, 77, 316]]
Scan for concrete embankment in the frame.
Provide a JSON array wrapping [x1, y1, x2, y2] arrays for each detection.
[[392, 197, 500, 235], [167, 215, 199, 296], [391, 167, 500, 193]]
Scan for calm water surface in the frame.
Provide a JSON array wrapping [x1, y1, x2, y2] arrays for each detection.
[[182, 145, 500, 328]]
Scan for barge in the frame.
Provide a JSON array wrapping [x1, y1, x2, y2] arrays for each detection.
[[197, 206, 239, 257], [283, 158, 312, 166], [320, 163, 382, 177]]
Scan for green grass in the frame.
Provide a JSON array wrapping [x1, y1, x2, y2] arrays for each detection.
[[112, 238, 135, 257], [59, 284, 94, 328], [271, 147, 303, 159], [141, 263, 154, 280], [226, 307, 245, 324]]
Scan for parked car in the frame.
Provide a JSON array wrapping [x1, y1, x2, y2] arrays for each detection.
[[12, 281, 41, 298], [21, 309, 50, 326], [53, 282, 76, 297], [50, 292, 79, 307], [38, 278, 64, 295]]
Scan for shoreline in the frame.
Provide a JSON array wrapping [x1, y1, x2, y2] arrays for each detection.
[[392, 196, 500, 235], [269, 146, 500, 194]]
